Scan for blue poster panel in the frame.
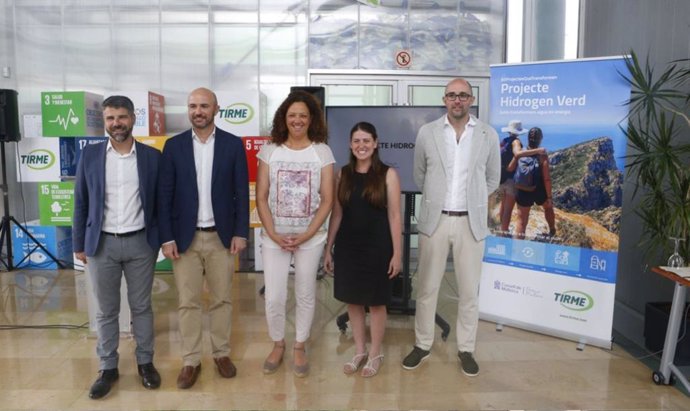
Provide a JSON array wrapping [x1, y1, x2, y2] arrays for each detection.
[[480, 57, 630, 348]]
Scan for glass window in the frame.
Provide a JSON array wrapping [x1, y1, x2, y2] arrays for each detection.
[[259, 24, 308, 125], [359, 6, 407, 70], [309, 0, 358, 69], [111, 2, 161, 24], [112, 0, 160, 5], [14, 26, 63, 111], [324, 85, 393, 107], [160, 25, 210, 124], [63, 5, 111, 25], [112, 26, 161, 90], [457, 0, 505, 72], [211, 2, 259, 24], [161, 0, 210, 24], [409, 2, 459, 71], [259, 0, 308, 24], [63, 27, 111, 91], [213, 26, 259, 90], [5, 1, 507, 134], [409, 86, 445, 106], [15, 2, 62, 26], [410, 85, 479, 108]]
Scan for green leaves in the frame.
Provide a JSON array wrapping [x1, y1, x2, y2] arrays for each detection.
[[622, 50, 690, 263], [623, 52, 687, 121]]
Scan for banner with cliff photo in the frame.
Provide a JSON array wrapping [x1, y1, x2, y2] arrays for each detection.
[[479, 57, 630, 349]]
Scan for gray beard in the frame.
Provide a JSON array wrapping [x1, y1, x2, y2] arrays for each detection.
[[109, 133, 130, 143]]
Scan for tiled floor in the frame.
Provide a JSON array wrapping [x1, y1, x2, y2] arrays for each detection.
[[1, 268, 689, 410]]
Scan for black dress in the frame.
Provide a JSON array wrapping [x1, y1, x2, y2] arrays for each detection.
[[334, 170, 393, 306]]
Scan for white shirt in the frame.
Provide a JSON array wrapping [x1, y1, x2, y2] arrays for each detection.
[[102, 140, 145, 234], [192, 128, 216, 227], [256, 142, 335, 249], [443, 115, 475, 212]]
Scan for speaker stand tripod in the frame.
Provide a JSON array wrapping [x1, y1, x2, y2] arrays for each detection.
[[0, 141, 63, 271]]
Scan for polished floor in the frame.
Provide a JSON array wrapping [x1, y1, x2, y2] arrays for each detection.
[[1, 268, 689, 411]]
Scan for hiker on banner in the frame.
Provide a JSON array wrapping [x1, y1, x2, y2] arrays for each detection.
[[507, 126, 556, 239], [497, 120, 547, 237]]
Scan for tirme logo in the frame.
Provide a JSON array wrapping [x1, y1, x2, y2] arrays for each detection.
[[220, 103, 254, 125], [554, 290, 593, 311], [21, 149, 55, 170]]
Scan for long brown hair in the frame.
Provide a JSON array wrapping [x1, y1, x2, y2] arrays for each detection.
[[270, 91, 328, 145], [527, 126, 543, 148], [338, 122, 389, 209]]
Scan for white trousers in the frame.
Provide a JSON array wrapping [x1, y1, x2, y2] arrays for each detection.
[[414, 214, 484, 352], [262, 242, 324, 342]]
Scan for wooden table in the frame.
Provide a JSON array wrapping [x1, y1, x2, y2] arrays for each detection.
[[651, 267, 690, 391]]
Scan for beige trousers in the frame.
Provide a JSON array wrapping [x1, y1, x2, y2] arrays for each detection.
[[173, 231, 235, 366], [414, 214, 484, 353]]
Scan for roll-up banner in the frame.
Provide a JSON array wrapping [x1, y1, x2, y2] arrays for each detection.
[[480, 57, 631, 349]]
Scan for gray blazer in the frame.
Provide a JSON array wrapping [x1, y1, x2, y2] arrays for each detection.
[[413, 115, 500, 241]]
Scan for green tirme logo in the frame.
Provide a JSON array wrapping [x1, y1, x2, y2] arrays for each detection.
[[554, 290, 594, 311], [219, 103, 254, 125], [21, 149, 56, 170]]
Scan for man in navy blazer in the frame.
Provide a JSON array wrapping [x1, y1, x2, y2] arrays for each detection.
[[73, 95, 162, 399], [159, 87, 249, 389]]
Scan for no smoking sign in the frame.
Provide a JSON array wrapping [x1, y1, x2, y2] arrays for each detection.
[[395, 50, 412, 68]]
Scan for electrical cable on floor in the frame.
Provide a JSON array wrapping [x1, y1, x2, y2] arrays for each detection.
[[598, 302, 690, 361], [627, 301, 690, 361]]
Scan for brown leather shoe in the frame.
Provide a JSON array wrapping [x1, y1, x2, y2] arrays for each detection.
[[176, 364, 201, 389], [213, 356, 237, 378]]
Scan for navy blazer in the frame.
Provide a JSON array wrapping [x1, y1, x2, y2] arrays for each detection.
[[158, 128, 250, 253], [72, 140, 161, 256]]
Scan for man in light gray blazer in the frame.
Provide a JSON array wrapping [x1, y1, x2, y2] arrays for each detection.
[[402, 78, 500, 376]]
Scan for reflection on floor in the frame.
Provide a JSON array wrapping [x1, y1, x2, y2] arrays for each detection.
[[0, 268, 689, 410]]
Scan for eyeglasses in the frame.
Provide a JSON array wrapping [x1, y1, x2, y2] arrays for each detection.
[[444, 92, 473, 101]]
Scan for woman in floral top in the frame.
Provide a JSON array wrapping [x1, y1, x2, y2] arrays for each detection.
[[256, 91, 335, 377]]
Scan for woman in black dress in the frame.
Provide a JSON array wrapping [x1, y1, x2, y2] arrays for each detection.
[[324, 122, 402, 377]]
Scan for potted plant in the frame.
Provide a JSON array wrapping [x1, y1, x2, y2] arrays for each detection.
[[621, 50, 690, 264]]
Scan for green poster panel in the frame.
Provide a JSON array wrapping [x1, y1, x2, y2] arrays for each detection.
[[155, 258, 173, 272], [38, 182, 75, 226], [154, 249, 172, 271], [41, 91, 104, 137]]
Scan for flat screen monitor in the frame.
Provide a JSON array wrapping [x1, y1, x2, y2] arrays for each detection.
[[327, 105, 470, 193]]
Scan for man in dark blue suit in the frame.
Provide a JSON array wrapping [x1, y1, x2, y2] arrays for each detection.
[[159, 87, 249, 389], [73, 95, 162, 399]]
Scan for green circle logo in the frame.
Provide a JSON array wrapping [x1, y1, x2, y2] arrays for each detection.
[[221, 103, 254, 125], [557, 290, 594, 311], [25, 149, 56, 170]]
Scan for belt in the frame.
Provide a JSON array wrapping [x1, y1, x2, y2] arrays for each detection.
[[441, 210, 468, 217], [196, 226, 217, 232], [102, 228, 145, 237]]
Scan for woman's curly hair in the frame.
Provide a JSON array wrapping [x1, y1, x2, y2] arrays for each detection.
[[270, 90, 328, 145]]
